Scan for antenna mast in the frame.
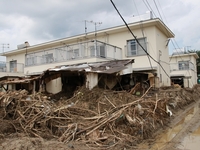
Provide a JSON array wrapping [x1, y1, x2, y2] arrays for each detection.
[[1, 43, 9, 53], [84, 20, 93, 35]]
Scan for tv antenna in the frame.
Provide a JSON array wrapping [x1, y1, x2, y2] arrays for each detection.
[[90, 21, 102, 37], [1, 43, 9, 53], [84, 20, 93, 35]]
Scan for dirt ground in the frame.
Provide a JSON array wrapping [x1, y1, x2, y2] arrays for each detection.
[[0, 84, 200, 150], [162, 102, 200, 150], [137, 97, 200, 150]]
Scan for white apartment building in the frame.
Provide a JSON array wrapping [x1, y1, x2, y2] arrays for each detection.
[[170, 52, 198, 88], [0, 15, 174, 93]]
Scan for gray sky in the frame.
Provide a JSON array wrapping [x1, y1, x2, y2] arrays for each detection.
[[0, 0, 199, 55]]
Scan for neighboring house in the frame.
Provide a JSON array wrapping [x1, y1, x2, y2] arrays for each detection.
[[169, 52, 199, 88], [0, 13, 174, 93]]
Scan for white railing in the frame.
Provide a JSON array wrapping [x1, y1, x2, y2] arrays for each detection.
[[0, 61, 24, 73], [25, 40, 122, 66]]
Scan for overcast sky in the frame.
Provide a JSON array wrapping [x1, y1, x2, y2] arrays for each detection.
[[0, 0, 199, 56]]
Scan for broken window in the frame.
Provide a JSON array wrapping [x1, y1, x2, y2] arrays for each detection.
[[127, 38, 147, 56]]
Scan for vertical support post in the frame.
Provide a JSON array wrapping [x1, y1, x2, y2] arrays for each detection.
[[32, 80, 36, 96]]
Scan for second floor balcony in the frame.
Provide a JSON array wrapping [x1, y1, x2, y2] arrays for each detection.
[[25, 40, 122, 67]]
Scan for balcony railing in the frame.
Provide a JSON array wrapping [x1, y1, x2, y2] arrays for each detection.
[[25, 40, 122, 67], [170, 62, 195, 72], [0, 61, 24, 73]]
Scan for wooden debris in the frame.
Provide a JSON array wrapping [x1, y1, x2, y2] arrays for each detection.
[[0, 84, 199, 149]]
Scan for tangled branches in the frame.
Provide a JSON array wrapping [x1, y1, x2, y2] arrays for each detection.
[[0, 85, 199, 149]]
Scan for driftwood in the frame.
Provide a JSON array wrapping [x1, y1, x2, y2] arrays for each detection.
[[0, 84, 199, 149]]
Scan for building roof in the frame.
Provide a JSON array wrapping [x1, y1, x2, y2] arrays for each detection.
[[47, 59, 134, 75], [169, 53, 199, 59], [1, 18, 174, 56]]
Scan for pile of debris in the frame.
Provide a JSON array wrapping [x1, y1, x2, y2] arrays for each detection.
[[0, 84, 200, 149]]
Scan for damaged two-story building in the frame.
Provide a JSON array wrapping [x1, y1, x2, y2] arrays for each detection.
[[0, 12, 174, 94]]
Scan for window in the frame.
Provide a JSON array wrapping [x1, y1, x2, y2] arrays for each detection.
[[90, 46, 95, 56], [178, 61, 189, 70], [26, 55, 37, 66], [10, 60, 17, 72], [42, 53, 54, 63], [99, 45, 106, 57], [127, 38, 147, 56], [67, 49, 79, 59], [90, 44, 106, 57]]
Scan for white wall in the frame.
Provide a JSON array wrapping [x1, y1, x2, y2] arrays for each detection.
[[7, 53, 25, 64], [155, 27, 171, 86], [46, 77, 62, 94], [86, 72, 98, 90]]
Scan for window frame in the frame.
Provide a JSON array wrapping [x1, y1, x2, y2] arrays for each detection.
[[178, 61, 189, 70], [126, 37, 147, 57], [42, 53, 54, 63], [67, 49, 80, 59], [26, 55, 37, 66], [90, 44, 106, 57]]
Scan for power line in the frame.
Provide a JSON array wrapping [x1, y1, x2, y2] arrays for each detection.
[[142, 0, 151, 12], [132, 0, 153, 70], [143, 0, 157, 18], [143, 0, 195, 87], [110, 0, 170, 78], [153, 0, 163, 20], [157, 0, 169, 24]]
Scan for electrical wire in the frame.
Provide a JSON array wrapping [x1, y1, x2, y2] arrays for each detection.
[[132, 0, 153, 70], [142, 0, 195, 87], [157, 0, 169, 24], [153, 0, 163, 21], [143, 0, 157, 18], [154, 2, 196, 86], [110, 0, 170, 78]]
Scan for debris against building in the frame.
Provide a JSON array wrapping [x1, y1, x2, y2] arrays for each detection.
[[0, 59, 159, 96], [0, 81, 199, 149]]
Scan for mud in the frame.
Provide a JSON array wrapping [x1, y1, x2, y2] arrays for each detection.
[[137, 97, 200, 150], [178, 126, 200, 150]]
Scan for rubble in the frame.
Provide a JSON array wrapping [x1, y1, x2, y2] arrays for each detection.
[[0, 84, 200, 149]]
